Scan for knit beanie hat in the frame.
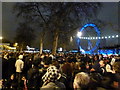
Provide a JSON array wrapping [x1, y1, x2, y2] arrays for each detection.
[[42, 66, 61, 83]]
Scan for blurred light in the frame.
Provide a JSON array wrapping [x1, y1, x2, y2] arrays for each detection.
[[77, 32, 82, 37], [70, 37, 73, 42], [0, 36, 3, 40], [78, 35, 118, 40], [14, 43, 18, 47], [108, 36, 111, 38], [58, 47, 62, 52], [112, 36, 115, 38], [116, 35, 118, 37], [105, 36, 107, 39]]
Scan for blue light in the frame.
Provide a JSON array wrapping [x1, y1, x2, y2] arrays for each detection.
[[78, 23, 100, 54]]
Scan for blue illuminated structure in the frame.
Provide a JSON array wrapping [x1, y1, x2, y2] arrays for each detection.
[[78, 23, 100, 54]]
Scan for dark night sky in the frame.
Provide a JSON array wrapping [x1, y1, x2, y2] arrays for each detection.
[[2, 2, 119, 49]]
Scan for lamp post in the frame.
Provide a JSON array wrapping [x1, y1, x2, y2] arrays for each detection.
[[77, 32, 82, 53]]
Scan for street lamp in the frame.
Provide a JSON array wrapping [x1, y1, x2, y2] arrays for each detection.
[[77, 32, 82, 38], [0, 36, 3, 40]]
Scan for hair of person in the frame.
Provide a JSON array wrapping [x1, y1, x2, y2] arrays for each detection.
[[74, 72, 90, 88]]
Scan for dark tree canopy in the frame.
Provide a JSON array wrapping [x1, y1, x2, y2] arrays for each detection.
[[13, 2, 102, 53], [15, 22, 36, 49]]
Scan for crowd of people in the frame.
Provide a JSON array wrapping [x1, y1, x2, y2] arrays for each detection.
[[1, 51, 120, 90]]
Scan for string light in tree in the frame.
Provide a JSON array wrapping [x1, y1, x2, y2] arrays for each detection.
[[79, 35, 119, 40]]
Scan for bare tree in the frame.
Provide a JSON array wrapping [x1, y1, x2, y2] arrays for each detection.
[[13, 2, 102, 54], [15, 22, 36, 51]]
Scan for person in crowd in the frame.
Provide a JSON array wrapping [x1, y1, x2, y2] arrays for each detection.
[[2, 53, 9, 80], [93, 55, 100, 64], [60, 58, 73, 88], [7, 53, 16, 79], [15, 54, 24, 87], [101, 72, 117, 90], [41, 66, 66, 89], [113, 61, 120, 90], [110, 55, 116, 66], [73, 72, 90, 90], [91, 60, 105, 74], [22, 55, 33, 78], [105, 58, 115, 73], [20, 76, 28, 90], [39, 56, 52, 75], [1, 51, 120, 90], [27, 59, 42, 89], [3, 74, 18, 90], [89, 72, 103, 90], [73, 62, 81, 76]]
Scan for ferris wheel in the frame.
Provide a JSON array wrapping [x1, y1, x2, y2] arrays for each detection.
[[78, 23, 101, 54]]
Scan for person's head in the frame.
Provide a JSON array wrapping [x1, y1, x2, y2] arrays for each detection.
[[10, 74, 15, 80], [42, 66, 61, 84], [18, 55, 23, 59], [99, 60, 105, 67], [21, 76, 26, 80], [113, 61, 120, 74], [43, 56, 52, 65], [73, 72, 90, 90], [94, 55, 99, 61]]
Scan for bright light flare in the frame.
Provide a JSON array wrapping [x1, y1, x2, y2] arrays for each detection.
[[0, 36, 3, 40], [77, 32, 82, 37]]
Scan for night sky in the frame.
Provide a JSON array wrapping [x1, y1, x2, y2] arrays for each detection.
[[2, 2, 120, 49]]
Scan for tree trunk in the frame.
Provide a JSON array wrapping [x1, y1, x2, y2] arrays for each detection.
[[20, 43, 24, 52], [39, 38, 43, 54], [52, 31, 58, 55]]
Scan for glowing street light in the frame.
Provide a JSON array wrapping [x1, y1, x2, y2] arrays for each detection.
[[14, 43, 18, 47], [77, 32, 82, 38], [0, 36, 3, 40]]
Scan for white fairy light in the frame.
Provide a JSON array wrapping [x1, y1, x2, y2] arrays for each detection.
[[116, 35, 118, 37], [108, 36, 111, 38], [105, 36, 107, 39], [112, 36, 115, 38]]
